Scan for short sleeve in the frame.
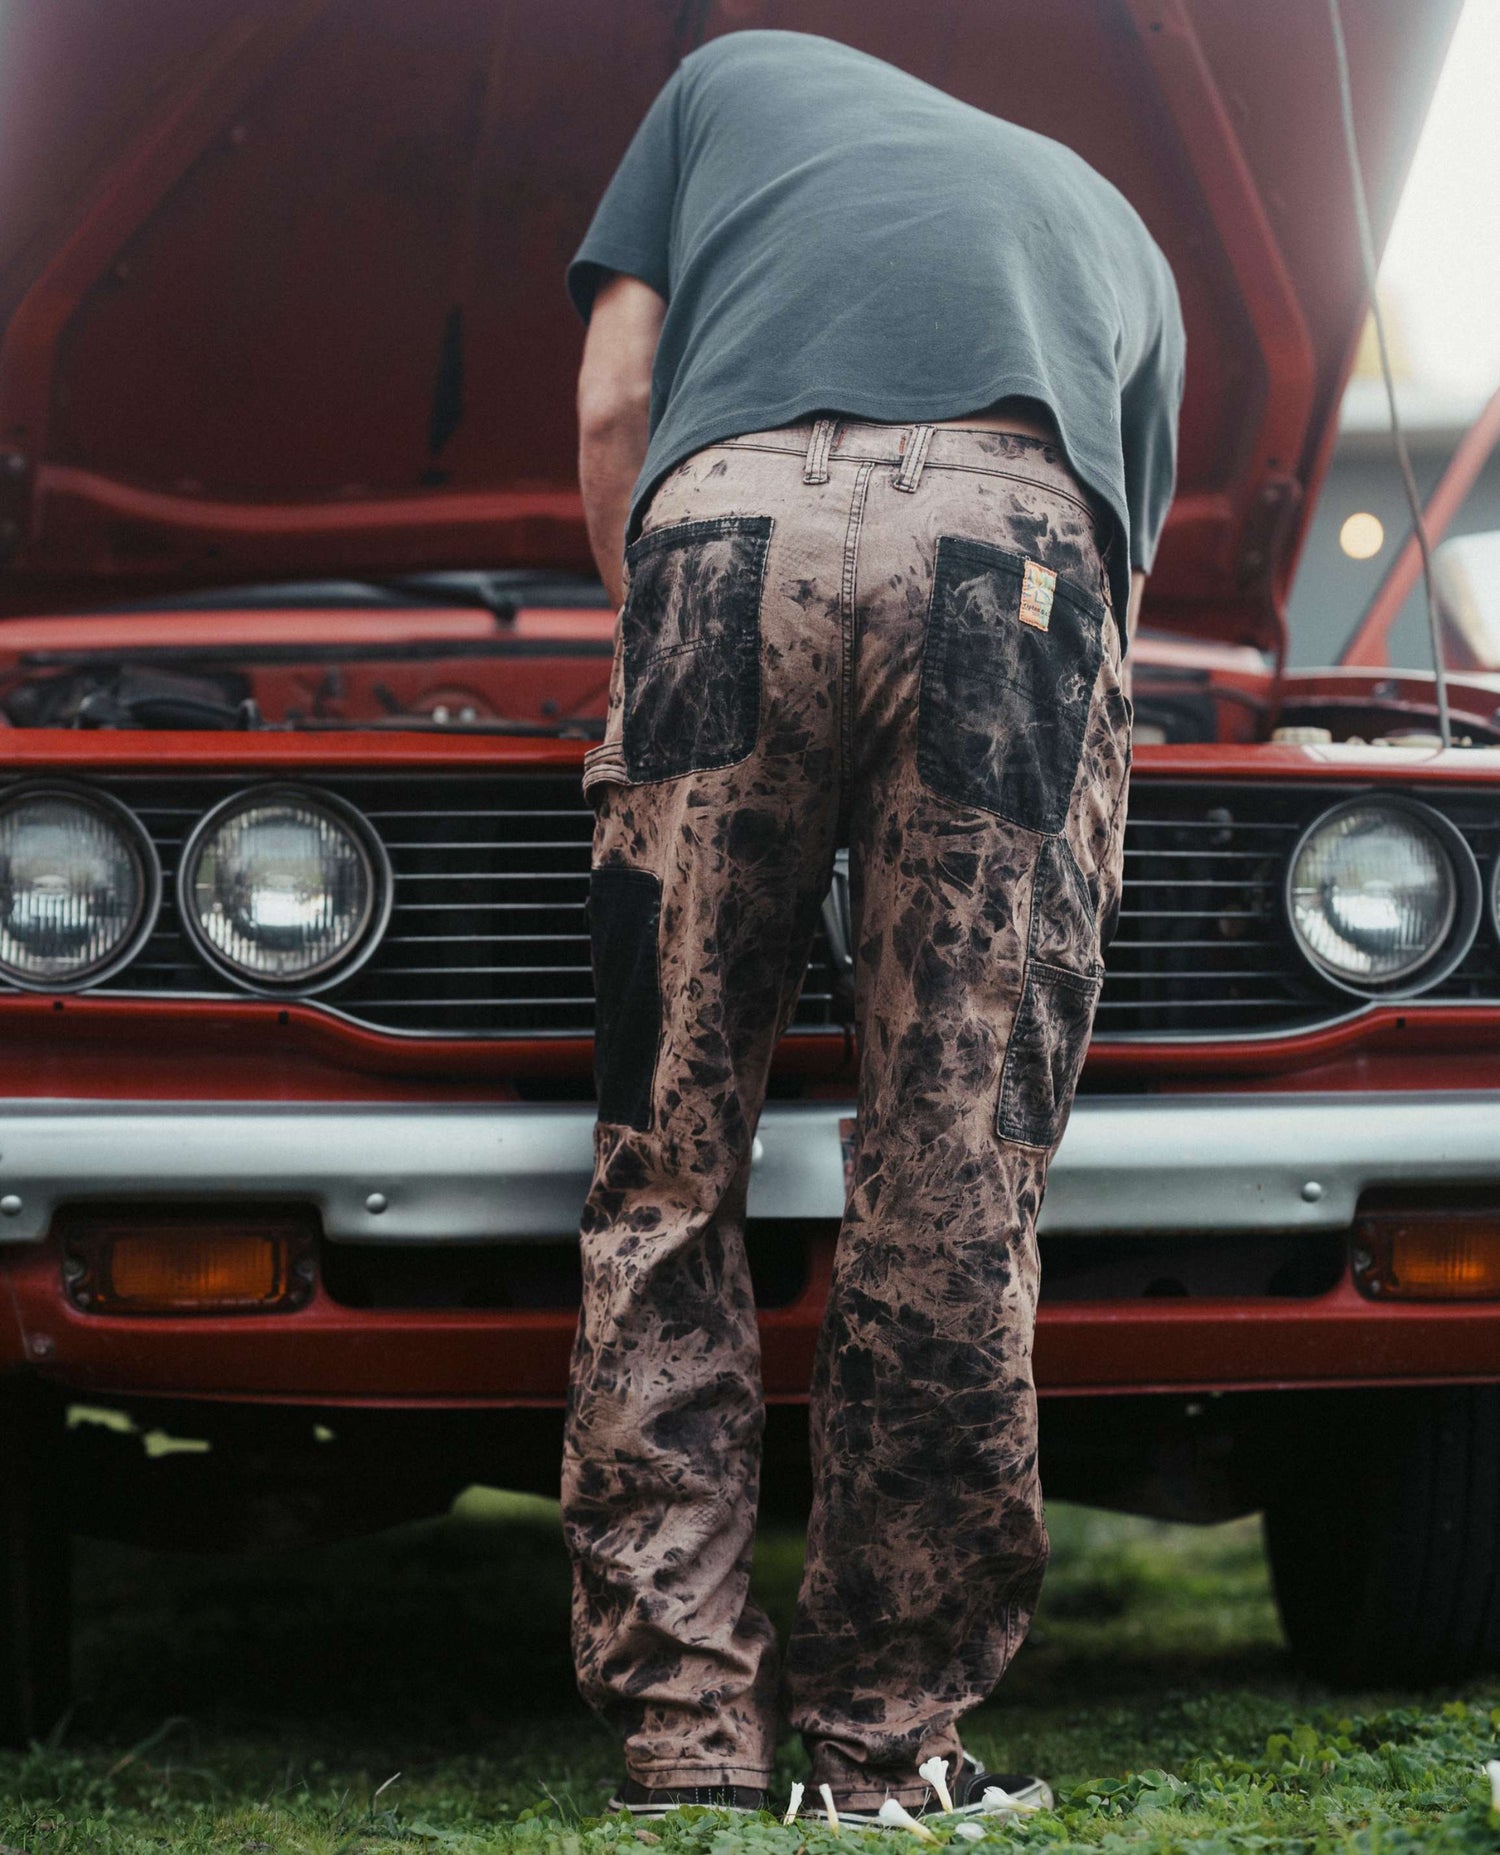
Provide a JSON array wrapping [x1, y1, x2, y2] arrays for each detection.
[[567, 70, 682, 322], [1120, 264, 1186, 573]]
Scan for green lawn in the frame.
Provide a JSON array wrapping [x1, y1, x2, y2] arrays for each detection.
[[1, 1490, 1497, 1852]]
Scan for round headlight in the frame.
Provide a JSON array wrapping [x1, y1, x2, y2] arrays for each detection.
[[0, 784, 159, 989], [178, 787, 390, 991], [1286, 797, 1476, 994]]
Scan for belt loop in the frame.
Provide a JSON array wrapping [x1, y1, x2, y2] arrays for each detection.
[[893, 423, 934, 493], [803, 418, 838, 485]]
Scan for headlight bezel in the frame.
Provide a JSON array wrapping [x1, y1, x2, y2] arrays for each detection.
[[175, 783, 393, 996], [1283, 793, 1480, 999], [0, 779, 162, 992], [1487, 849, 1500, 953]]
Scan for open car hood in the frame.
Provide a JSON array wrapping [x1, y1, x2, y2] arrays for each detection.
[[0, 0, 1461, 648]]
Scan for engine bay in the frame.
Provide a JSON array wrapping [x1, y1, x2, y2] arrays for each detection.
[[0, 574, 615, 740], [1, 571, 1497, 748]]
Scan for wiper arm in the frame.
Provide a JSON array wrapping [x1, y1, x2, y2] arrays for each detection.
[[90, 570, 612, 618], [365, 570, 611, 617], [271, 713, 605, 739]]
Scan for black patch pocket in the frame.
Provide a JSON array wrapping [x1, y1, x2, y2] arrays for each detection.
[[589, 865, 662, 1131], [621, 514, 772, 783], [997, 960, 1101, 1149], [918, 537, 1106, 834]]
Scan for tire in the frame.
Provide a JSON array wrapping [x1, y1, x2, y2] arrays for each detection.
[[1264, 1385, 1500, 1685], [0, 1382, 72, 1745]]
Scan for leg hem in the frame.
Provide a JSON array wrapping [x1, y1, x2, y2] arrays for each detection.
[[626, 1764, 773, 1788]]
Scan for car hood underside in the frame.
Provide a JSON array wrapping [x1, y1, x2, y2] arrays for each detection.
[[0, 0, 1462, 651]]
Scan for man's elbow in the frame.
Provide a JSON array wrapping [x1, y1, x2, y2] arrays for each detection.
[[577, 372, 652, 446]]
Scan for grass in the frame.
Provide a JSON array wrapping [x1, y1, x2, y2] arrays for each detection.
[[0, 1491, 1497, 1851]]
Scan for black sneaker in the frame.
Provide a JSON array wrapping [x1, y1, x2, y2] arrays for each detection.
[[833, 1753, 1053, 1828], [607, 1778, 768, 1818]]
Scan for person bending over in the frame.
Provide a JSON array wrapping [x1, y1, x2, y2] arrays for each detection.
[[563, 27, 1183, 1827]]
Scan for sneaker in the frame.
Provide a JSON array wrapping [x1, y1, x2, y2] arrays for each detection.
[[607, 1778, 768, 1818], [832, 1753, 1053, 1828]]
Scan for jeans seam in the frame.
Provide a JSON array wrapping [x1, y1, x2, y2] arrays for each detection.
[[839, 461, 874, 797]]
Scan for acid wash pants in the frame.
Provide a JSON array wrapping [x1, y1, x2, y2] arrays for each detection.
[[562, 419, 1130, 1808]]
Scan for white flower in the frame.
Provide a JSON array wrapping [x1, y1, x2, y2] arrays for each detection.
[[819, 1782, 841, 1835], [1486, 1760, 1500, 1812], [875, 1799, 938, 1842], [783, 1780, 804, 1825], [952, 1825, 986, 1843], [918, 1757, 954, 1814], [978, 1785, 1041, 1816]]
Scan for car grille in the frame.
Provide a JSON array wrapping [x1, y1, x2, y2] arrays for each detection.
[[84, 772, 832, 1037], [34, 772, 1500, 1043], [1100, 781, 1500, 1037]]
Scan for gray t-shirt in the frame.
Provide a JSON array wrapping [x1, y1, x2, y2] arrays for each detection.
[[568, 30, 1185, 628]]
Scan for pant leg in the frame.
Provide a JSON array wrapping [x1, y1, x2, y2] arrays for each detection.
[[784, 435, 1130, 1808], [562, 437, 849, 1788]]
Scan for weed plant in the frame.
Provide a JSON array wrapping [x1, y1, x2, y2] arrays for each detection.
[[0, 1494, 1495, 1852]]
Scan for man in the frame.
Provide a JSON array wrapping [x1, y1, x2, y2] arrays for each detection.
[[561, 28, 1183, 1827]]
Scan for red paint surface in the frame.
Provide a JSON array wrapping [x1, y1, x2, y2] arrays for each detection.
[[9, 728, 1500, 781], [3, 1239, 1497, 1406], [5, 998, 1500, 1099], [0, 0, 1462, 653]]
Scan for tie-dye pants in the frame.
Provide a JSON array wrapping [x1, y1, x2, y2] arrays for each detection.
[[562, 419, 1130, 1808]]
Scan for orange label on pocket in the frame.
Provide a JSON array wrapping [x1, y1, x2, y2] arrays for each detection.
[[1018, 560, 1057, 631]]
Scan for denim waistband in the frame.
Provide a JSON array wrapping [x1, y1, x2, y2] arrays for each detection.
[[716, 418, 1106, 530]]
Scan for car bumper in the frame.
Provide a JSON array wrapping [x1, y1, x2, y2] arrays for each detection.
[[0, 1091, 1496, 1243], [4, 1092, 1500, 1406]]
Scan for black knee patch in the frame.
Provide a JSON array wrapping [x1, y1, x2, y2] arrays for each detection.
[[589, 865, 663, 1131]]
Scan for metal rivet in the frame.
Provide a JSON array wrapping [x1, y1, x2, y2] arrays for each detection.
[[28, 1335, 53, 1359], [0, 1194, 22, 1216], [365, 1192, 388, 1215], [1301, 1181, 1324, 1203]]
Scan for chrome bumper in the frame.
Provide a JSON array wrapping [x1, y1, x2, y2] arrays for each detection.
[[0, 1093, 1493, 1245]]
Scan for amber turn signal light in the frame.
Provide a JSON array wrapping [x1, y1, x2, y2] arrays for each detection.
[[59, 1206, 317, 1315], [1353, 1208, 1500, 1301]]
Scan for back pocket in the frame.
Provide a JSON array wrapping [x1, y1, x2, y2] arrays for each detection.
[[918, 536, 1105, 835], [622, 514, 772, 783]]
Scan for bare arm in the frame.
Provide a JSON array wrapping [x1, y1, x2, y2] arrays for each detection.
[[577, 274, 667, 607]]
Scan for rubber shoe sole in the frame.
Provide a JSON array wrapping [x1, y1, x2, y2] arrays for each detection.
[[607, 1781, 768, 1818]]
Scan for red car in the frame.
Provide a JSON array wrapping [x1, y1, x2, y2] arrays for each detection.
[[0, 0, 1489, 1740]]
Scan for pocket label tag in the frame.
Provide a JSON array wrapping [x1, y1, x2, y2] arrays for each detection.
[[1018, 559, 1057, 631]]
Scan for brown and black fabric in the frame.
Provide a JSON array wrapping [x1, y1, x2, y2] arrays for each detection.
[[561, 419, 1130, 1806]]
